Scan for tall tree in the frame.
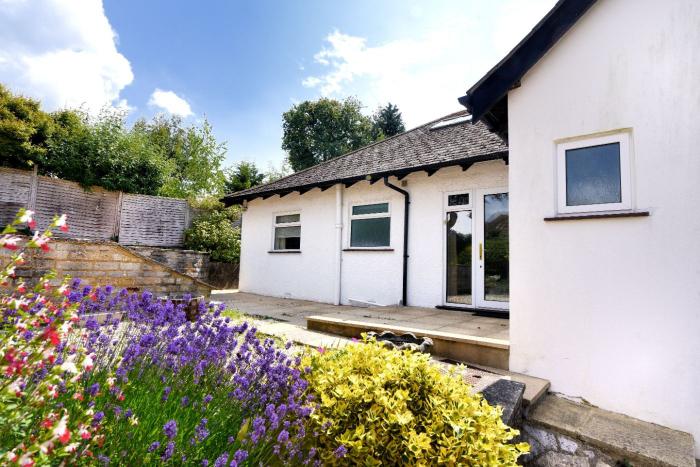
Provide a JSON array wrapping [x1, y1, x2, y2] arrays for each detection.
[[282, 97, 374, 172], [0, 83, 55, 170], [225, 161, 265, 193], [138, 115, 227, 199], [372, 103, 405, 139]]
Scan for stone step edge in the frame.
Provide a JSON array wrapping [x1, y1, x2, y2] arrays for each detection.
[[526, 395, 696, 467], [305, 315, 510, 350]]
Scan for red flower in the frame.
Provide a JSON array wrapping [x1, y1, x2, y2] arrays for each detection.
[[42, 328, 60, 346]]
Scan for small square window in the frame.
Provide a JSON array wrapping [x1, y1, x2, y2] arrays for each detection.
[[350, 203, 390, 248], [557, 133, 631, 214], [448, 193, 470, 207], [273, 212, 301, 250]]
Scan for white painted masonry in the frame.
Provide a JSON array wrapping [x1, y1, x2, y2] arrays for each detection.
[[507, 0, 700, 454], [239, 161, 508, 308]]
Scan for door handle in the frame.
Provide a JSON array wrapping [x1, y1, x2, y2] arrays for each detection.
[[479, 242, 483, 261]]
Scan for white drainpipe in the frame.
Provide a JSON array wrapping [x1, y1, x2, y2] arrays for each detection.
[[333, 183, 343, 305]]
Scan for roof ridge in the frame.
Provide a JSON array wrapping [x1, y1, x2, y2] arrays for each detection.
[[225, 109, 470, 197]]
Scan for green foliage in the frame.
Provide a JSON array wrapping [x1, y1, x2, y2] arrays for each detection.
[[0, 83, 227, 198], [371, 102, 406, 140], [282, 97, 374, 172], [224, 161, 265, 194], [137, 115, 227, 198], [48, 108, 166, 194], [184, 200, 241, 262], [302, 339, 528, 466], [0, 83, 55, 169]]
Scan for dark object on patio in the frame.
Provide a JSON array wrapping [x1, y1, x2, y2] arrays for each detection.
[[367, 331, 434, 353], [159, 294, 206, 321], [480, 379, 526, 426]]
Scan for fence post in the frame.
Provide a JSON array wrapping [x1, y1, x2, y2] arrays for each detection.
[[27, 165, 38, 211], [114, 191, 123, 242]]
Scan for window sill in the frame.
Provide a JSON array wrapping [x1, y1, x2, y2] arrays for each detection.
[[268, 250, 301, 254], [343, 248, 394, 252], [544, 209, 649, 222]]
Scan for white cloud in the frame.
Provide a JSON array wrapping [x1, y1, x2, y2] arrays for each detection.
[[148, 88, 193, 117], [0, 0, 134, 113], [301, 0, 556, 128]]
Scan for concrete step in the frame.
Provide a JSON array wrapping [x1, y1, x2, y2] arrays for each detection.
[[306, 314, 510, 370], [526, 394, 696, 467]]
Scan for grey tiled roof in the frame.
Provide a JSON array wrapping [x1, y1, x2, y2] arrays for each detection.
[[223, 110, 507, 204]]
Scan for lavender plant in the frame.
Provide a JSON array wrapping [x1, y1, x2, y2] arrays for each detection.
[[70, 283, 316, 466]]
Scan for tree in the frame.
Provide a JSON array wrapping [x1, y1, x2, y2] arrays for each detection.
[[138, 115, 227, 199], [48, 108, 166, 195], [224, 161, 265, 193], [372, 103, 405, 139], [185, 198, 241, 263], [0, 83, 55, 170], [282, 97, 374, 172]]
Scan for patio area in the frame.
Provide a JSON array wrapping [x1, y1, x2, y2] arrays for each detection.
[[216, 291, 509, 339], [216, 291, 510, 369]]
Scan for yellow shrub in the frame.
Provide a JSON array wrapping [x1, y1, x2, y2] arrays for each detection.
[[302, 339, 528, 466]]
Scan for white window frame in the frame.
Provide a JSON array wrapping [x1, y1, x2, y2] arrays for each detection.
[[557, 132, 632, 214], [348, 201, 391, 249], [443, 190, 473, 213], [271, 211, 301, 251]]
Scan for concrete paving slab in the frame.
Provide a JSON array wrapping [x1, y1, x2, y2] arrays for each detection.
[[528, 395, 696, 467]]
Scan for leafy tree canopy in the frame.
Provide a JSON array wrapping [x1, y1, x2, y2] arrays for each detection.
[[224, 161, 266, 194], [372, 103, 406, 140], [0, 83, 227, 199], [282, 97, 374, 172]]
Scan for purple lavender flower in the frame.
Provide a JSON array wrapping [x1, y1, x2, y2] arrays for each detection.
[[92, 411, 105, 424], [162, 441, 175, 461], [233, 450, 248, 464], [163, 420, 177, 439], [334, 445, 348, 458], [214, 452, 229, 467], [195, 418, 209, 441], [162, 386, 172, 402], [203, 394, 213, 404], [87, 383, 100, 397], [147, 441, 160, 452], [277, 429, 289, 444], [181, 396, 190, 407]]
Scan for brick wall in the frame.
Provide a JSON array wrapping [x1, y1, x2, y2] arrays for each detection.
[[0, 239, 212, 297], [128, 246, 210, 282]]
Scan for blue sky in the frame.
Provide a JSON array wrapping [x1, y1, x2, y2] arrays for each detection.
[[0, 0, 555, 172]]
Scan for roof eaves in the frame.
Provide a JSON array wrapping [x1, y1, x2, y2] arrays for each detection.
[[458, 0, 598, 133], [222, 150, 508, 205]]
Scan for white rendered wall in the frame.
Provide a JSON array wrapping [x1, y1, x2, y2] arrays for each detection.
[[507, 0, 700, 451], [239, 161, 507, 308]]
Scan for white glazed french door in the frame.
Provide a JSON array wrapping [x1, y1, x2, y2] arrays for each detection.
[[443, 188, 509, 311]]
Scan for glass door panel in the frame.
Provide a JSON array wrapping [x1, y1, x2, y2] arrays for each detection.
[[483, 193, 509, 303], [445, 210, 472, 305]]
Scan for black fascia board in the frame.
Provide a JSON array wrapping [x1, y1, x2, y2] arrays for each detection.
[[458, 0, 597, 134], [221, 151, 508, 206]]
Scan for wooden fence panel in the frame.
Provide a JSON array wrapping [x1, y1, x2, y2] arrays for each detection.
[[118, 193, 191, 247], [0, 167, 32, 226], [34, 177, 119, 240]]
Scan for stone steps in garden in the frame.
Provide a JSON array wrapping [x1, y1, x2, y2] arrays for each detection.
[[523, 394, 696, 467]]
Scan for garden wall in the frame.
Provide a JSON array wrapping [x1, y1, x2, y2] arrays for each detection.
[[0, 167, 193, 247], [0, 239, 212, 297], [128, 246, 209, 282]]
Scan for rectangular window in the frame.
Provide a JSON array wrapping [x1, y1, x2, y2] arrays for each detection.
[[350, 202, 390, 247], [273, 213, 301, 250], [557, 132, 631, 213]]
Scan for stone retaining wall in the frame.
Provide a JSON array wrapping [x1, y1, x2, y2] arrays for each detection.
[[128, 246, 209, 282], [521, 422, 616, 467], [0, 239, 212, 297]]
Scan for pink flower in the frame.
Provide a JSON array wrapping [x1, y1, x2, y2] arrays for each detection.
[[31, 232, 50, 252], [317, 347, 326, 354], [1, 235, 21, 251], [19, 210, 35, 229], [53, 416, 71, 444], [56, 214, 68, 232]]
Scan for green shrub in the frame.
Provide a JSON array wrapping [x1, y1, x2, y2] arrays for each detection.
[[184, 208, 240, 263], [302, 339, 528, 466]]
